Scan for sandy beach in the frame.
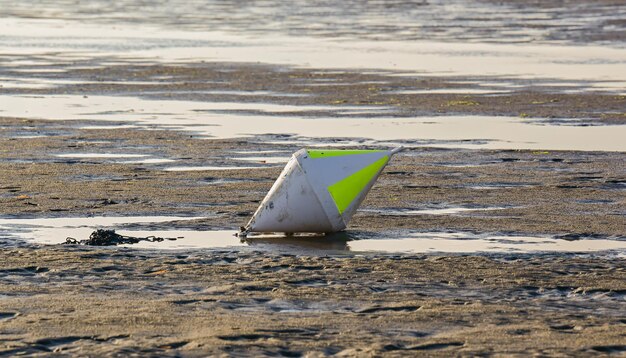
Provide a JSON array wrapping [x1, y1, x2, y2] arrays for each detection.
[[1, 0, 626, 356]]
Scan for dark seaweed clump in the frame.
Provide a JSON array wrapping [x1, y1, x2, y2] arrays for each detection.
[[64, 229, 178, 246]]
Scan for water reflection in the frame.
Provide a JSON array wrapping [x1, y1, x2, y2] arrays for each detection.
[[243, 232, 351, 251]]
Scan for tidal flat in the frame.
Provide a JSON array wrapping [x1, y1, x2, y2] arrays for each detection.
[[1, 0, 626, 355], [1, 76, 625, 354], [0, 248, 625, 356]]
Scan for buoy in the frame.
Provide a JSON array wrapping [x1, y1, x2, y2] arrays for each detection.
[[242, 147, 403, 235]]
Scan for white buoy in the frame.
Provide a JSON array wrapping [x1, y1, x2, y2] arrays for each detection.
[[243, 147, 403, 235]]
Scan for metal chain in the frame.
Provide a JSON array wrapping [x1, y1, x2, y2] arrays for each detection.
[[64, 229, 179, 246]]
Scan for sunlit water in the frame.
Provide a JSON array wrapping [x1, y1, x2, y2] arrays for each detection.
[[1, 216, 624, 256], [1, 18, 625, 84], [360, 206, 515, 216], [2, 94, 625, 151], [2, 0, 625, 44]]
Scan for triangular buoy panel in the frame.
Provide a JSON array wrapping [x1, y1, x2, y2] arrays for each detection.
[[244, 147, 402, 234]]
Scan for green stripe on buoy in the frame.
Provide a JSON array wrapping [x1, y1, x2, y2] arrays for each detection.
[[327, 155, 389, 214], [307, 149, 384, 159]]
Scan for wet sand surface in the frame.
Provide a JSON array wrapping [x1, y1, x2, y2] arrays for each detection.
[[1, 62, 625, 124], [2, 0, 626, 356], [1, 248, 625, 356], [1, 107, 624, 237], [1, 108, 625, 355]]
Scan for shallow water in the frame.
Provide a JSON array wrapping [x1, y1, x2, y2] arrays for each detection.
[[2, 216, 624, 256], [2, 94, 625, 151], [388, 89, 511, 95], [2, 15, 625, 80], [234, 156, 290, 164], [3, 0, 625, 44], [163, 166, 271, 172], [55, 153, 149, 159], [348, 234, 626, 254], [51, 153, 177, 165], [361, 206, 514, 216]]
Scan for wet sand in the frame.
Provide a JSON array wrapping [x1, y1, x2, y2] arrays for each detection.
[[1, 111, 624, 236], [1, 248, 625, 356], [2, 63, 625, 124]]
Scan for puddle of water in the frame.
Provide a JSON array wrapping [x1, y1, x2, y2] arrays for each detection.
[[361, 206, 512, 216], [1, 94, 625, 152], [118, 230, 244, 250], [81, 124, 140, 130], [0, 81, 56, 90], [231, 150, 286, 154], [233, 156, 290, 164], [10, 135, 49, 139], [55, 153, 149, 158], [589, 81, 626, 94], [201, 178, 259, 185], [0, 77, 166, 90], [2, 59, 56, 66], [389, 89, 510, 95], [468, 183, 537, 190], [198, 90, 311, 98], [53, 153, 176, 164], [348, 233, 626, 254], [2, 216, 625, 255], [434, 163, 482, 168], [0, 81, 172, 90], [120, 158, 176, 164], [163, 166, 268, 171], [0, 216, 202, 228], [0, 216, 205, 245], [0, 94, 370, 119], [8, 68, 67, 73]]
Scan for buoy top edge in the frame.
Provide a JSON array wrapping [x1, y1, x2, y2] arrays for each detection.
[[306, 149, 385, 159]]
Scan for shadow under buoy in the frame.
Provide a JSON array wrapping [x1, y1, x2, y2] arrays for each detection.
[[241, 231, 356, 251]]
